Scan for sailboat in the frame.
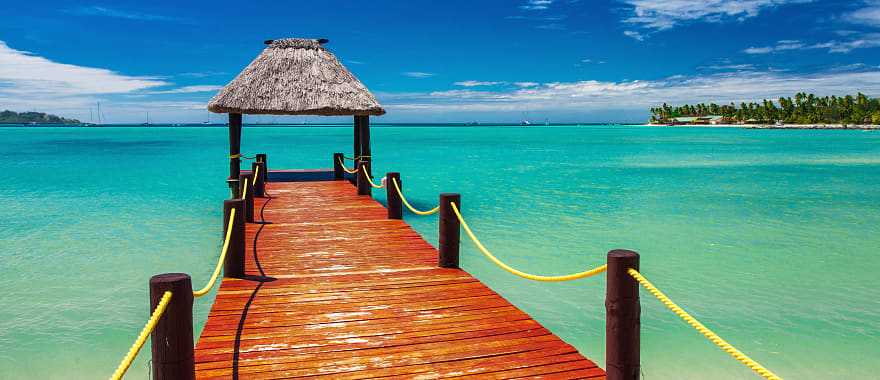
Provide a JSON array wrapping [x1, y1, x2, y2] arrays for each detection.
[[520, 112, 531, 126], [141, 111, 152, 126]]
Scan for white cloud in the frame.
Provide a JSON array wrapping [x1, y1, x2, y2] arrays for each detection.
[[380, 69, 880, 113], [402, 71, 436, 78], [744, 34, 880, 54], [514, 82, 540, 87], [623, 30, 645, 41], [148, 85, 224, 94], [0, 40, 168, 97], [454, 80, 505, 87], [621, 0, 809, 31], [845, 4, 880, 27], [177, 71, 227, 78], [520, 0, 553, 10], [702, 63, 756, 71], [67, 6, 179, 22]]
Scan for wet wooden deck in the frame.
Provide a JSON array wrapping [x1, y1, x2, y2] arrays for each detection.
[[194, 178, 605, 379]]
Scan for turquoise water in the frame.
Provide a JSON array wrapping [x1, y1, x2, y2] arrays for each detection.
[[1, 125, 878, 379]]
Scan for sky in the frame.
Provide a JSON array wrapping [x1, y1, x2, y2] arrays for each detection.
[[3, 0, 880, 123]]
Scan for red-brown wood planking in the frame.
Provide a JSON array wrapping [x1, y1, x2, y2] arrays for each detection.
[[195, 179, 605, 379]]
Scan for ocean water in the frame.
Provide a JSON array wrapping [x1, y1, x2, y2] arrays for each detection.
[[1, 125, 878, 379]]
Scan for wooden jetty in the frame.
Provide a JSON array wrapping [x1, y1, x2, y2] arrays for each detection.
[[110, 37, 781, 380], [193, 178, 605, 379]]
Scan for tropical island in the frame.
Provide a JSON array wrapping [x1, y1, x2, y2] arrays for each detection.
[[649, 92, 880, 128], [0, 110, 81, 124]]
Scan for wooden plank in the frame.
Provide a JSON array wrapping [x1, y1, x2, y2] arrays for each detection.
[[194, 180, 604, 379]]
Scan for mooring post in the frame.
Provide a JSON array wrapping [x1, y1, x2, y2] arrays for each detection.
[[227, 178, 241, 200], [356, 162, 371, 196], [222, 199, 246, 278], [438, 193, 461, 268], [149, 273, 195, 380], [252, 162, 266, 198], [606, 249, 641, 380], [386, 172, 402, 219], [255, 153, 268, 182], [239, 173, 255, 223], [333, 153, 344, 180]]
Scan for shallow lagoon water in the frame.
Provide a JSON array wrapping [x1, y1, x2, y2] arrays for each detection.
[[1, 125, 878, 379]]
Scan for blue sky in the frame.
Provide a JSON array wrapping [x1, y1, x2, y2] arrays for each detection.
[[2, 0, 880, 123]]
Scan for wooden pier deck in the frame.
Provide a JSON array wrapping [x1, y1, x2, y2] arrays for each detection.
[[194, 178, 605, 379]]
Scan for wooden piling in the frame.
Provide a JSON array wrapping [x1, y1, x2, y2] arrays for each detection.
[[227, 179, 241, 201], [252, 162, 266, 198], [606, 249, 640, 380], [228, 113, 242, 185], [239, 173, 255, 223], [386, 172, 402, 219], [333, 153, 344, 180], [438, 193, 461, 268], [255, 153, 268, 183], [358, 115, 372, 181], [222, 199, 246, 278], [352, 117, 361, 185], [356, 162, 371, 196], [149, 273, 195, 380]]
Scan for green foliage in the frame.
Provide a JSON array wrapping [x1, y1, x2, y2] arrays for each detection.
[[0, 110, 81, 124], [649, 92, 880, 124]]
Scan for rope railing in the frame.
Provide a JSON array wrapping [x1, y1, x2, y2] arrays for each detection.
[[337, 156, 359, 174], [109, 290, 173, 380], [109, 155, 256, 378], [627, 269, 782, 380], [450, 202, 607, 281], [192, 208, 236, 298], [361, 165, 385, 189], [343, 154, 371, 161], [391, 178, 440, 215], [252, 165, 260, 186]]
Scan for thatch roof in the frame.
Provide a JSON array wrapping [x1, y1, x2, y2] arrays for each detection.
[[208, 38, 385, 116]]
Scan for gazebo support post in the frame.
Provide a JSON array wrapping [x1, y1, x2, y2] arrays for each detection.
[[358, 115, 372, 180], [228, 113, 243, 196], [351, 116, 362, 185]]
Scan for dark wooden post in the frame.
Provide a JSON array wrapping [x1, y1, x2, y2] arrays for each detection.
[[228, 113, 242, 187], [356, 162, 371, 196], [333, 152, 344, 180], [227, 179, 241, 203], [606, 249, 640, 380], [239, 173, 254, 223], [386, 172, 402, 219], [358, 115, 372, 180], [222, 199, 246, 278], [149, 273, 195, 380], [252, 162, 266, 198], [352, 116, 361, 185], [255, 153, 268, 183], [438, 193, 461, 268]]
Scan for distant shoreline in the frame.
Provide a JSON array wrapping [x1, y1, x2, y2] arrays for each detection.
[[644, 123, 880, 130]]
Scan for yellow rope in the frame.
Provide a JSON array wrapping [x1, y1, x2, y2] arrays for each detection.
[[240, 178, 248, 199], [628, 269, 782, 380], [252, 165, 260, 186], [450, 203, 607, 281], [193, 208, 236, 298], [337, 156, 358, 174], [361, 165, 385, 189], [109, 291, 173, 380], [229, 153, 240, 159], [391, 178, 440, 215]]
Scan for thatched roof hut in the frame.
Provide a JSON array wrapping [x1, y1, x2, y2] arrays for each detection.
[[209, 38, 383, 188], [208, 38, 385, 116]]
